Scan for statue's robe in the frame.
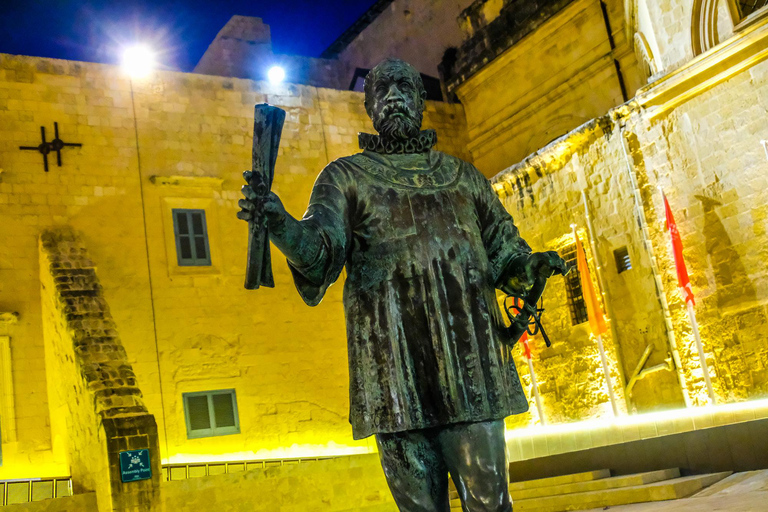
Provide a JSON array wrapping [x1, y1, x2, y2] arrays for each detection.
[[288, 149, 532, 439]]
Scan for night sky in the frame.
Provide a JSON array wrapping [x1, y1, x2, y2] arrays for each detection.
[[0, 1, 377, 71]]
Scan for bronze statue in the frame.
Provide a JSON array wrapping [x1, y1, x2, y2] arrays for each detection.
[[238, 58, 567, 512]]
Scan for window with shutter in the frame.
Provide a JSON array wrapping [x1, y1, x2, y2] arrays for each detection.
[[560, 243, 589, 326], [183, 389, 240, 439], [172, 209, 212, 266]]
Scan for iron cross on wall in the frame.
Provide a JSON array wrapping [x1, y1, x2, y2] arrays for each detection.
[[19, 122, 82, 172]]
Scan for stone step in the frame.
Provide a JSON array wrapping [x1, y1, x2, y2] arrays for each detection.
[[509, 469, 612, 491], [449, 469, 611, 501], [450, 469, 611, 500], [449, 472, 731, 511], [511, 468, 681, 500]]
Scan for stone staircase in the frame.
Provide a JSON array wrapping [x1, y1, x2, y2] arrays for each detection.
[[448, 468, 732, 512]]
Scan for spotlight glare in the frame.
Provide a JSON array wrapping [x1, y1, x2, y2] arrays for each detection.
[[268, 66, 285, 83], [122, 45, 156, 79]]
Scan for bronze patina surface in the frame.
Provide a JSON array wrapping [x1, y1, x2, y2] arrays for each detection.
[[238, 58, 566, 512]]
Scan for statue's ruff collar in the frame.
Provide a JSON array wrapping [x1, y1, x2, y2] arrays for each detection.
[[358, 129, 437, 154], [347, 146, 461, 190]]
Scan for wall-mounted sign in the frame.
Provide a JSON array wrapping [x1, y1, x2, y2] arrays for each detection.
[[119, 449, 152, 483]]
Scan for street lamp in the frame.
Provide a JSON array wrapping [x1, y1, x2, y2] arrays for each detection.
[[121, 45, 156, 79], [268, 66, 285, 83]]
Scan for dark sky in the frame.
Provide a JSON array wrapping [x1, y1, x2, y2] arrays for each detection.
[[0, 1, 377, 71]]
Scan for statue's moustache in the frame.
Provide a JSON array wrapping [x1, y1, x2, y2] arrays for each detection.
[[381, 103, 412, 118]]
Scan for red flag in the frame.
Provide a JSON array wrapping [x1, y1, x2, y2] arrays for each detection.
[[663, 193, 695, 305], [575, 233, 609, 336], [520, 332, 532, 360]]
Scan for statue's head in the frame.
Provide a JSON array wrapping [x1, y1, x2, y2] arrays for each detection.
[[364, 58, 427, 140]]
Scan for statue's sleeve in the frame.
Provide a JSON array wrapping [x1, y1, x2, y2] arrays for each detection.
[[287, 163, 351, 306], [470, 164, 532, 288]]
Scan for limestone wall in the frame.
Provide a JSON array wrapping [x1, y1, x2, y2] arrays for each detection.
[[492, 54, 768, 421], [193, 16, 354, 89], [451, 0, 644, 176], [0, 54, 155, 479], [38, 230, 161, 511], [637, 0, 696, 74], [330, 0, 476, 82], [160, 454, 395, 511], [630, 59, 768, 403], [1, 493, 97, 512], [0, 52, 470, 475]]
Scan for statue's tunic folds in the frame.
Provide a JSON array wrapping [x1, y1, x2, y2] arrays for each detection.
[[288, 149, 532, 439]]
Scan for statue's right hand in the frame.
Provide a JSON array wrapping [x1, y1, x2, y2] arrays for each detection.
[[237, 170, 287, 228]]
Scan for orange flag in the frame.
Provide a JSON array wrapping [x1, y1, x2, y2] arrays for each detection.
[[575, 233, 608, 336]]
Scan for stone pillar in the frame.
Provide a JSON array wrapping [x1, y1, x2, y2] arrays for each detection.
[[39, 229, 161, 512]]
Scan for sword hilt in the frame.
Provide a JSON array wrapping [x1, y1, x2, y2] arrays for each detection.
[[503, 274, 552, 347]]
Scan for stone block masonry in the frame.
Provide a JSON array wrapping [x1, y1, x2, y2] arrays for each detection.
[[39, 229, 161, 512], [160, 453, 396, 512], [1, 493, 98, 511], [491, 52, 768, 422], [0, 51, 470, 475]]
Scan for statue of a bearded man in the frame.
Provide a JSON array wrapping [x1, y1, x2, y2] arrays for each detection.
[[238, 58, 566, 512]]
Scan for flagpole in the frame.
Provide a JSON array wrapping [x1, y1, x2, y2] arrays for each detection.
[[596, 333, 619, 416], [522, 336, 546, 425], [687, 301, 716, 404], [572, 225, 619, 417], [661, 188, 716, 405], [581, 189, 628, 397], [620, 137, 691, 408]]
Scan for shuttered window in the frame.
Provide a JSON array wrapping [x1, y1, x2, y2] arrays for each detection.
[[614, 246, 632, 274], [560, 243, 589, 326], [172, 209, 211, 266], [183, 390, 240, 439]]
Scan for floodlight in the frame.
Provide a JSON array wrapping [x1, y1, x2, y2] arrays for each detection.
[[122, 45, 156, 79], [268, 66, 285, 83]]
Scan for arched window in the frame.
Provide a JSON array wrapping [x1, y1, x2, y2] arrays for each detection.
[[738, 1, 768, 18], [693, 0, 768, 56]]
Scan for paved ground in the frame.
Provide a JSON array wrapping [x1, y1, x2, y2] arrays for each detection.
[[583, 471, 768, 512]]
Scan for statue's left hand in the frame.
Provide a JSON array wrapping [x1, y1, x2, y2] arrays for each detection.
[[524, 251, 569, 283], [501, 251, 568, 295]]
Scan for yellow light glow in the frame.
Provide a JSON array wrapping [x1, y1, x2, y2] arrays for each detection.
[[121, 45, 156, 79], [163, 441, 374, 466], [505, 397, 768, 442]]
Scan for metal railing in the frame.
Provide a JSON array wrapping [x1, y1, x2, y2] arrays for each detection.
[[162, 455, 337, 481], [0, 477, 72, 506], [0, 456, 338, 504]]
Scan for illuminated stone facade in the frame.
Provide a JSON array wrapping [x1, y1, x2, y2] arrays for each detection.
[[0, 53, 468, 486], [2, 0, 768, 509], [480, 1, 768, 422]]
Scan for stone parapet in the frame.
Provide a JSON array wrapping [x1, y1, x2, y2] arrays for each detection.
[[442, 0, 575, 93]]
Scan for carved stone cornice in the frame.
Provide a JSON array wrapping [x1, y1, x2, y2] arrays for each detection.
[[636, 13, 768, 119], [149, 175, 225, 188], [0, 312, 19, 326]]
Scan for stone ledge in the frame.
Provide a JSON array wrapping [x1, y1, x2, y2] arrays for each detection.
[[0, 312, 19, 325], [149, 175, 224, 188]]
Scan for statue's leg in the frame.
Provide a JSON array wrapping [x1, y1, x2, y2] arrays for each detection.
[[375, 428, 450, 512], [437, 419, 512, 512]]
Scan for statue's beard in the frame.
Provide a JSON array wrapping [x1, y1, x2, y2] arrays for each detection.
[[373, 104, 422, 141]]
